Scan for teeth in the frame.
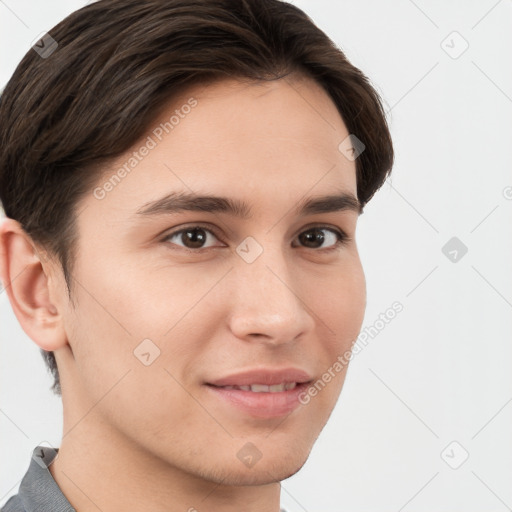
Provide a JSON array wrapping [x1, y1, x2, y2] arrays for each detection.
[[251, 384, 272, 392], [221, 382, 298, 392]]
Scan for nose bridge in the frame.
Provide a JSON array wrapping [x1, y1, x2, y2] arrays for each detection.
[[228, 237, 314, 343]]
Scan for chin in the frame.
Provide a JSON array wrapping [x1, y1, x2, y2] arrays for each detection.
[[205, 462, 307, 487], [193, 445, 312, 487]]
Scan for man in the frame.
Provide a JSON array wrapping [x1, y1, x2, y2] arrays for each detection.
[[0, 0, 393, 510]]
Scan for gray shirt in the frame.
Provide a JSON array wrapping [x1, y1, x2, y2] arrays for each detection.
[[1, 445, 75, 512]]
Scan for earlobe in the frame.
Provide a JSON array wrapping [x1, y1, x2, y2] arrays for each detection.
[[0, 218, 68, 352]]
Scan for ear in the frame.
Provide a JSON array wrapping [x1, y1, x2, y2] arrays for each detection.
[[0, 217, 68, 351]]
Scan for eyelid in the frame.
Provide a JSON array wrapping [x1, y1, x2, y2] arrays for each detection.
[[296, 221, 347, 237], [294, 220, 349, 238]]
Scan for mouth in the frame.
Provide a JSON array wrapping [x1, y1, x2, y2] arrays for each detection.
[[212, 382, 299, 392], [205, 368, 313, 418]]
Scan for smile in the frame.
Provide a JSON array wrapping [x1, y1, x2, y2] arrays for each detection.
[[215, 382, 298, 392]]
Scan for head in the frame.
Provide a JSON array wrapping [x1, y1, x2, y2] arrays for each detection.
[[0, 0, 392, 485]]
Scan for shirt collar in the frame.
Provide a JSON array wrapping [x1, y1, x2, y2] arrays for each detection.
[[16, 445, 75, 512]]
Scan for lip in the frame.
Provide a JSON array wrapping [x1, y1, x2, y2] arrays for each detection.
[[205, 367, 313, 419], [207, 367, 313, 387]]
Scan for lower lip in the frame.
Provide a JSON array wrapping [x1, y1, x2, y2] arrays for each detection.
[[205, 383, 310, 419]]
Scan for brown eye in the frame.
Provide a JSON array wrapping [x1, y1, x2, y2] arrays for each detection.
[[163, 226, 221, 250], [179, 228, 208, 248], [297, 227, 345, 250]]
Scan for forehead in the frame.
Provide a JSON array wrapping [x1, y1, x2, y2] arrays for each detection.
[[84, 75, 357, 218], [165, 75, 351, 158]]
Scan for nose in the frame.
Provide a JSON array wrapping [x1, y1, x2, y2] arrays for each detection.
[[227, 244, 315, 346]]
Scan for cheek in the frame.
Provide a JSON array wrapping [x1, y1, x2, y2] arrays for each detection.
[[63, 268, 154, 400], [65, 257, 214, 400], [65, 285, 198, 440], [314, 258, 366, 348], [297, 258, 366, 409], [88, 256, 229, 339]]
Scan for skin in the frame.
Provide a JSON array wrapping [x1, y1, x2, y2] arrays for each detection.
[[0, 74, 366, 512]]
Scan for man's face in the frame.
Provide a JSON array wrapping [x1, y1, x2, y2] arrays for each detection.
[[55, 76, 366, 484]]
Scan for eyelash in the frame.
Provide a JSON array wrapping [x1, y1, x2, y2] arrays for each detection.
[[161, 223, 350, 253]]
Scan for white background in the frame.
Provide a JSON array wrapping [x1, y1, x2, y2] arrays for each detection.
[[1, 1, 511, 511]]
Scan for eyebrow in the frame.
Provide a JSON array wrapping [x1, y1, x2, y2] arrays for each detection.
[[135, 190, 362, 218]]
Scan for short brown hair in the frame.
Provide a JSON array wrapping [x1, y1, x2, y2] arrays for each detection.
[[0, 0, 393, 395]]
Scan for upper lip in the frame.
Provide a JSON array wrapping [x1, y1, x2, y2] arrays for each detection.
[[207, 368, 313, 387]]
